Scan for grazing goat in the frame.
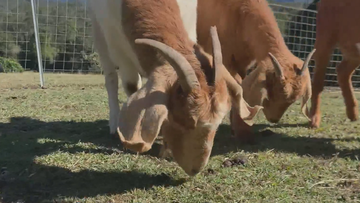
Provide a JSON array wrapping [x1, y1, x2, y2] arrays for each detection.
[[196, 0, 315, 142], [88, 0, 262, 176], [309, 0, 360, 128]]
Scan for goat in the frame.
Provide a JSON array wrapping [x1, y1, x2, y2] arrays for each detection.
[[309, 0, 360, 128], [88, 0, 262, 176], [196, 0, 315, 142]]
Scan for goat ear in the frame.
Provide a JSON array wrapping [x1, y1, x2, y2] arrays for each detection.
[[259, 87, 268, 104], [218, 63, 263, 126], [242, 69, 268, 108], [232, 87, 263, 126], [301, 77, 312, 121], [117, 80, 168, 153], [193, 44, 215, 86]]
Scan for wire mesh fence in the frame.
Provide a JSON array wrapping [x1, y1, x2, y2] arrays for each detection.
[[0, 0, 97, 74], [0, 0, 358, 87], [270, 3, 360, 88], [34, 0, 98, 74], [0, 0, 31, 72]]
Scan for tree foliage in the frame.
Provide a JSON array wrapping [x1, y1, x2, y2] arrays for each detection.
[[0, 56, 24, 73]]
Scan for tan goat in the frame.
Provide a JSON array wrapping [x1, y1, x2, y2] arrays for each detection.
[[88, 0, 262, 176], [309, 0, 360, 128], [197, 0, 315, 142]]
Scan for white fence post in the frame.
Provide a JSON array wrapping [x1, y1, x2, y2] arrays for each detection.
[[30, 0, 45, 88]]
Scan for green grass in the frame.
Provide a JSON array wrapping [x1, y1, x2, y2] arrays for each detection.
[[0, 72, 359, 203]]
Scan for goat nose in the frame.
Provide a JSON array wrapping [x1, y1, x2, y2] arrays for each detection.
[[190, 168, 200, 176], [268, 118, 280, 123]]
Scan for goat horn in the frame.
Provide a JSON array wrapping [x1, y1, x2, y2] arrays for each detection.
[[299, 49, 316, 76], [210, 26, 222, 84], [268, 52, 284, 78], [135, 39, 199, 93]]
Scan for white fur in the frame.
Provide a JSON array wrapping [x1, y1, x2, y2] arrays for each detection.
[[177, 0, 198, 43], [88, 0, 198, 134]]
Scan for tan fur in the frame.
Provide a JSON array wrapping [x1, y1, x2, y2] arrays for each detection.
[[309, 0, 360, 128], [117, 0, 262, 176], [122, 0, 198, 76], [197, 0, 314, 142]]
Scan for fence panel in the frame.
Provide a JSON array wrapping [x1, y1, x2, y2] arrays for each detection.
[[1, 0, 359, 88], [270, 3, 360, 88], [0, 0, 31, 72], [34, 0, 98, 74]]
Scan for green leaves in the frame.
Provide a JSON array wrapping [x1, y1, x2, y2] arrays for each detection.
[[0, 56, 24, 73]]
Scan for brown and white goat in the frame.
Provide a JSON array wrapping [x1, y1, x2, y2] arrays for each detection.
[[196, 0, 315, 142], [309, 0, 360, 128], [88, 0, 262, 176]]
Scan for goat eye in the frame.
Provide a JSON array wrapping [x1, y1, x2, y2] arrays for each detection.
[[177, 86, 183, 95]]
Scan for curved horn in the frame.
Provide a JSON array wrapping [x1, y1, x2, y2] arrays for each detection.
[[268, 52, 284, 78], [135, 39, 199, 93], [210, 26, 222, 83], [299, 49, 316, 76]]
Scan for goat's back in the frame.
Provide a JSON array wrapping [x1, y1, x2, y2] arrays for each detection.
[[89, 0, 198, 76], [122, 0, 197, 74], [317, 0, 360, 59], [197, 0, 289, 76]]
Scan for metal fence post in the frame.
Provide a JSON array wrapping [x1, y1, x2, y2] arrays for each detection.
[[30, 0, 45, 88]]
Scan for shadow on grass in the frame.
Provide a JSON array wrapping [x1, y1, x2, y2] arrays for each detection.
[[211, 123, 360, 160], [2, 166, 184, 202], [1, 117, 359, 201], [0, 117, 183, 202]]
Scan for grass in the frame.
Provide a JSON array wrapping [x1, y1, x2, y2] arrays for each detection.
[[0, 72, 359, 203]]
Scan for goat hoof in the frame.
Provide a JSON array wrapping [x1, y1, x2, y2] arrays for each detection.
[[346, 109, 358, 121], [111, 133, 118, 140], [309, 114, 321, 128], [309, 121, 319, 128]]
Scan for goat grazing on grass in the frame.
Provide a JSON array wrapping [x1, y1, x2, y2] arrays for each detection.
[[309, 0, 360, 128], [197, 0, 315, 142], [88, 0, 262, 176]]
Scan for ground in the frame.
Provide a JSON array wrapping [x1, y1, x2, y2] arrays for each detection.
[[0, 72, 359, 203]]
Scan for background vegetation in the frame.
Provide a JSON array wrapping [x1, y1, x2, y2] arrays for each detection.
[[0, 0, 359, 86], [0, 0, 316, 73], [0, 0, 98, 73]]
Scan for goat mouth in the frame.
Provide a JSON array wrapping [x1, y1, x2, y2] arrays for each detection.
[[267, 118, 280, 123], [187, 169, 201, 176], [262, 110, 279, 123], [264, 113, 280, 123]]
